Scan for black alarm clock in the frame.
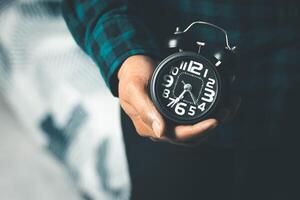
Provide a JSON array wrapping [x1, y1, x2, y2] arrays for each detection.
[[150, 21, 237, 125]]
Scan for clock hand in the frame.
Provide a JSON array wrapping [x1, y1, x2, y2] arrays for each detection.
[[187, 90, 197, 105], [171, 89, 187, 108], [181, 81, 197, 104], [170, 81, 192, 108]]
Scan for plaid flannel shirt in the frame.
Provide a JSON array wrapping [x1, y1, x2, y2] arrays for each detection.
[[62, 0, 300, 148]]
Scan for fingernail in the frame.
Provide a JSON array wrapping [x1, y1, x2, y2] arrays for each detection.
[[152, 121, 162, 138]]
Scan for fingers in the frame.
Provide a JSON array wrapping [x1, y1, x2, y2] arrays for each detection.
[[120, 99, 154, 137], [119, 80, 165, 138], [121, 88, 219, 144], [167, 96, 241, 144], [118, 55, 165, 138], [121, 92, 241, 144], [128, 84, 165, 137], [132, 116, 156, 137], [173, 118, 218, 141]]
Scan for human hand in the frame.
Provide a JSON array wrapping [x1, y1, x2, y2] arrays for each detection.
[[118, 55, 240, 144]]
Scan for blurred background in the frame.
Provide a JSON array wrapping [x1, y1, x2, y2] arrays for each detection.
[[0, 0, 130, 199]]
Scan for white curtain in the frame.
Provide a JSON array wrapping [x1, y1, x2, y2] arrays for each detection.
[[0, 1, 131, 199]]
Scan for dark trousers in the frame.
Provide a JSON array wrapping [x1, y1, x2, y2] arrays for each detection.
[[121, 109, 298, 200]]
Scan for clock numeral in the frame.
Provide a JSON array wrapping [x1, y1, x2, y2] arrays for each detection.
[[171, 66, 179, 75], [175, 102, 187, 116], [162, 89, 170, 98], [206, 78, 215, 89], [162, 75, 174, 88], [187, 61, 203, 76], [167, 97, 176, 107], [201, 78, 216, 103], [198, 102, 206, 112], [201, 88, 215, 103], [203, 69, 208, 78], [179, 61, 188, 71], [179, 60, 203, 76], [167, 98, 188, 116], [188, 105, 196, 116]]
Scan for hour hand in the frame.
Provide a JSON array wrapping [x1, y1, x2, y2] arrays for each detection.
[[170, 90, 186, 108]]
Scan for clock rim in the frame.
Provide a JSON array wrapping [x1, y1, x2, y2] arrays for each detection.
[[150, 51, 223, 125]]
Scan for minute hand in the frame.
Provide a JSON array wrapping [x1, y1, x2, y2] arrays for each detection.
[[171, 89, 187, 108]]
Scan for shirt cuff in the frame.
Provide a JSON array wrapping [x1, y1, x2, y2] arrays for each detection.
[[86, 17, 162, 97]]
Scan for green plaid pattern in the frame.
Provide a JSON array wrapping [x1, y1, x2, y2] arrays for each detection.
[[62, 0, 299, 147]]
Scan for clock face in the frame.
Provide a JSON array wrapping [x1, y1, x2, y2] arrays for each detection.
[[150, 52, 221, 124]]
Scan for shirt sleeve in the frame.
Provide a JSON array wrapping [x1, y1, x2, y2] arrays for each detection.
[[61, 0, 161, 96]]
